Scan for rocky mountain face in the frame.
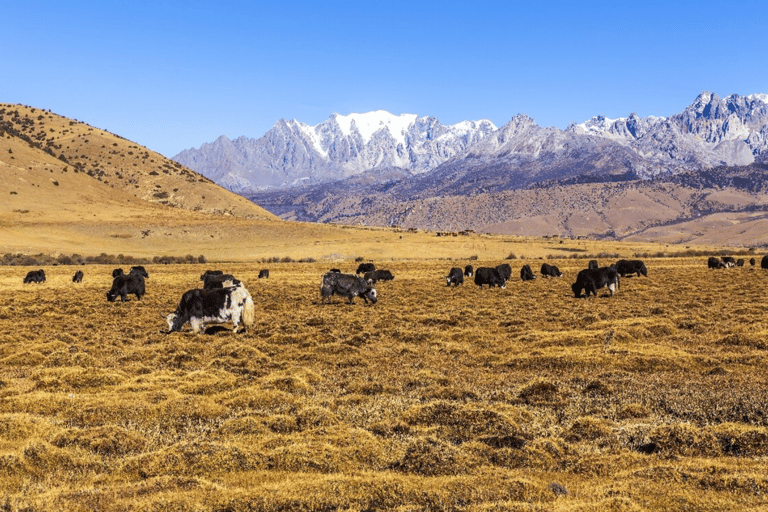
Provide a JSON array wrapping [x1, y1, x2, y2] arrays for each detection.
[[173, 112, 497, 191], [570, 92, 768, 174], [175, 92, 768, 245], [175, 92, 768, 197]]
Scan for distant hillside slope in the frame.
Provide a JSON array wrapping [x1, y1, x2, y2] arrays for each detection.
[[248, 164, 768, 247], [0, 103, 276, 221]]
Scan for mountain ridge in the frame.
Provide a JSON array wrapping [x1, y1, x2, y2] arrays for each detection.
[[174, 92, 768, 195]]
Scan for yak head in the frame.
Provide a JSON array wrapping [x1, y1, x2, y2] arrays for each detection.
[[360, 287, 378, 304], [164, 312, 185, 333], [106, 290, 118, 302]]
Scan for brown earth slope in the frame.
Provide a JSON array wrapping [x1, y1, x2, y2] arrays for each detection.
[[0, 103, 275, 220]]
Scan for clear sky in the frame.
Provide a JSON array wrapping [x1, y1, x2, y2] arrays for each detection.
[[4, 0, 767, 158]]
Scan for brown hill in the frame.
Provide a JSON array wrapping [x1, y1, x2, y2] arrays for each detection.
[[0, 103, 275, 221]]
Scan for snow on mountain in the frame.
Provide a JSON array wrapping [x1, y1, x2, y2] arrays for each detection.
[[174, 93, 768, 193], [174, 111, 497, 191]]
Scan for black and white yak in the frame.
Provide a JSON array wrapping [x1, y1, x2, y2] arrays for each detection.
[[165, 284, 255, 334], [446, 267, 464, 287], [572, 267, 620, 298]]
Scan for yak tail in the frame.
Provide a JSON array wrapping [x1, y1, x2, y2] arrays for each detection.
[[242, 294, 255, 329]]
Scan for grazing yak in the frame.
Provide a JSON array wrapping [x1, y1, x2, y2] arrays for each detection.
[[113, 266, 149, 278], [572, 267, 620, 298], [615, 259, 648, 277], [364, 269, 394, 284], [721, 256, 736, 268], [321, 272, 377, 305], [708, 257, 726, 269], [496, 264, 512, 282], [356, 262, 376, 275], [464, 265, 474, 277], [736, 259, 745, 267], [130, 266, 149, 278], [106, 273, 145, 302], [200, 270, 224, 281], [202, 273, 240, 289], [540, 263, 562, 278], [446, 267, 464, 287], [23, 269, 46, 284], [165, 284, 254, 334], [72, 270, 84, 283], [520, 264, 536, 281], [750, 258, 756, 266], [588, 260, 599, 270], [474, 267, 506, 289], [258, 269, 269, 279], [761, 255, 768, 269]]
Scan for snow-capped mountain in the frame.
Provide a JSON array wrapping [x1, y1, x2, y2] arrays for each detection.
[[173, 111, 497, 191], [568, 92, 768, 174], [175, 92, 768, 195]]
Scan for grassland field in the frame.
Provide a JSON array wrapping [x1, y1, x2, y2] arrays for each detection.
[[0, 257, 767, 511]]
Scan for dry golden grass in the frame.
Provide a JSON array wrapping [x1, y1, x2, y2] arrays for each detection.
[[0, 258, 767, 510]]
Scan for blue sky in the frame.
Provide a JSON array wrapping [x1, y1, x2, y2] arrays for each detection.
[[5, 1, 767, 158]]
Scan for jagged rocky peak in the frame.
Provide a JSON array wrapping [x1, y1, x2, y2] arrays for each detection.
[[174, 92, 768, 193], [173, 110, 498, 191]]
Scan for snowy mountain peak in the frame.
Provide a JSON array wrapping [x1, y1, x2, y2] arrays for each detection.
[[577, 114, 626, 134], [330, 111, 418, 146]]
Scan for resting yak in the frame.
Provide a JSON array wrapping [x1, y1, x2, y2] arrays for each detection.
[[321, 272, 377, 305], [572, 267, 620, 298]]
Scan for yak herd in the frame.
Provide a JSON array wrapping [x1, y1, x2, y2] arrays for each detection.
[[446, 259, 645, 298], [16, 253, 768, 333]]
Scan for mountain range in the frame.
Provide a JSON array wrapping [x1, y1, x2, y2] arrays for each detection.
[[170, 92, 768, 246], [173, 111, 497, 191], [174, 92, 768, 194]]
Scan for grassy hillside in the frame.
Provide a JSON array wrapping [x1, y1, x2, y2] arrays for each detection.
[[0, 259, 766, 510], [0, 103, 276, 222]]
